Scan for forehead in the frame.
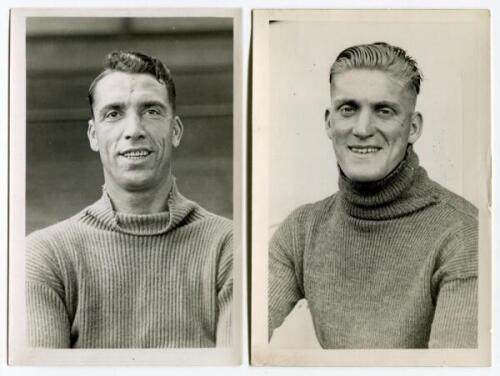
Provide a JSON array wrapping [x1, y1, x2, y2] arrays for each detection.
[[330, 69, 413, 104], [92, 71, 169, 108]]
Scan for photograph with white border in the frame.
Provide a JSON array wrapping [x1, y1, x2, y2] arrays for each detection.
[[252, 9, 490, 366], [9, 7, 243, 366]]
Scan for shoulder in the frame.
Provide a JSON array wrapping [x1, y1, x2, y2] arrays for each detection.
[[276, 193, 338, 233], [27, 212, 84, 249], [26, 200, 101, 264], [426, 180, 478, 281], [172, 188, 232, 229], [176, 196, 233, 245], [429, 179, 478, 229], [181, 203, 234, 273], [424, 178, 478, 255], [191, 203, 232, 232], [26, 207, 93, 284], [271, 193, 338, 251]]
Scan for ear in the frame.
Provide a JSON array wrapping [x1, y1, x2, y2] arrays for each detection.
[[171, 115, 184, 148], [324, 107, 334, 140], [87, 119, 99, 152], [407, 112, 423, 144]]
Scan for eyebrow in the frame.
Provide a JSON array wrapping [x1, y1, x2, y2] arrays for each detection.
[[97, 100, 169, 119], [333, 99, 358, 109], [333, 98, 402, 111], [140, 101, 168, 112], [373, 101, 402, 111]]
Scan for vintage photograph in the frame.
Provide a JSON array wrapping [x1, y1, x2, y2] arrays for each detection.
[[252, 9, 490, 366], [9, 8, 242, 365]]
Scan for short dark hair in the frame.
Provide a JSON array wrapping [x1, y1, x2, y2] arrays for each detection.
[[88, 51, 176, 117], [329, 42, 423, 96]]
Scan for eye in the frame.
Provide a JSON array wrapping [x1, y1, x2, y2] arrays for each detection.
[[376, 107, 396, 118], [144, 108, 162, 117], [338, 104, 356, 117], [104, 110, 121, 121]]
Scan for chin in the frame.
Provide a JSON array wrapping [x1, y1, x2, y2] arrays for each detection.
[[120, 181, 153, 192], [342, 166, 388, 183], [118, 175, 158, 192]]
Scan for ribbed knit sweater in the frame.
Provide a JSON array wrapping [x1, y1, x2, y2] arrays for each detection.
[[269, 148, 478, 348], [26, 183, 233, 348]]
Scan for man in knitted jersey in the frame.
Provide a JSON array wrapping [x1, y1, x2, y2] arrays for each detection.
[[269, 42, 478, 348], [26, 51, 233, 348]]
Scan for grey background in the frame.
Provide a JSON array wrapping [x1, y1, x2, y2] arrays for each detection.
[[26, 17, 233, 234]]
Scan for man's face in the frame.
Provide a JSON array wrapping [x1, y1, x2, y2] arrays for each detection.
[[325, 69, 422, 182], [88, 71, 183, 193]]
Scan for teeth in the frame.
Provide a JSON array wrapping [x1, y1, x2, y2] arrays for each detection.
[[350, 147, 380, 154], [122, 150, 150, 158]]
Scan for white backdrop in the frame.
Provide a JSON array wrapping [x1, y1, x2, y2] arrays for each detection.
[[268, 15, 485, 230]]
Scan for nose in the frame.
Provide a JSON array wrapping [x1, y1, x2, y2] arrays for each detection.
[[352, 108, 375, 138], [123, 111, 146, 140]]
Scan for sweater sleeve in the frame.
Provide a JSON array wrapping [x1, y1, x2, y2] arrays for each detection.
[[26, 231, 71, 348], [268, 211, 305, 340], [215, 230, 233, 347], [429, 217, 478, 348]]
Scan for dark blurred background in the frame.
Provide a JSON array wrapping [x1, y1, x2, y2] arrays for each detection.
[[26, 17, 233, 234]]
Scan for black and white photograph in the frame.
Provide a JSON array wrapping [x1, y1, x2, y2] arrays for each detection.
[[252, 9, 490, 366], [8, 8, 242, 365]]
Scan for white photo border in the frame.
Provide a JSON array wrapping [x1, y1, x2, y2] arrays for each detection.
[[251, 8, 491, 366], [8, 7, 243, 366]]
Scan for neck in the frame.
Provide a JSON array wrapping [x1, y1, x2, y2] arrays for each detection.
[[104, 175, 173, 214], [338, 146, 438, 220]]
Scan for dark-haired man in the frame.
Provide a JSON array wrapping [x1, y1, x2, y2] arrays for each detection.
[[27, 51, 233, 348], [269, 42, 478, 348]]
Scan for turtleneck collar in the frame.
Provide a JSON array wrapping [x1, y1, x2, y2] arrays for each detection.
[[338, 146, 440, 220], [85, 179, 197, 236]]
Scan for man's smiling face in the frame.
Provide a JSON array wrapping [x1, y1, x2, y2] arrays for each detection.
[[87, 71, 183, 193], [325, 68, 422, 182]]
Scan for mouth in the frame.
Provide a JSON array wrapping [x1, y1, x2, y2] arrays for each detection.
[[348, 145, 382, 155], [119, 148, 152, 160]]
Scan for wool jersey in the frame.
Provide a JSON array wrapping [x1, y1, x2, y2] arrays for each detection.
[[27, 183, 233, 348], [269, 149, 478, 348]]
